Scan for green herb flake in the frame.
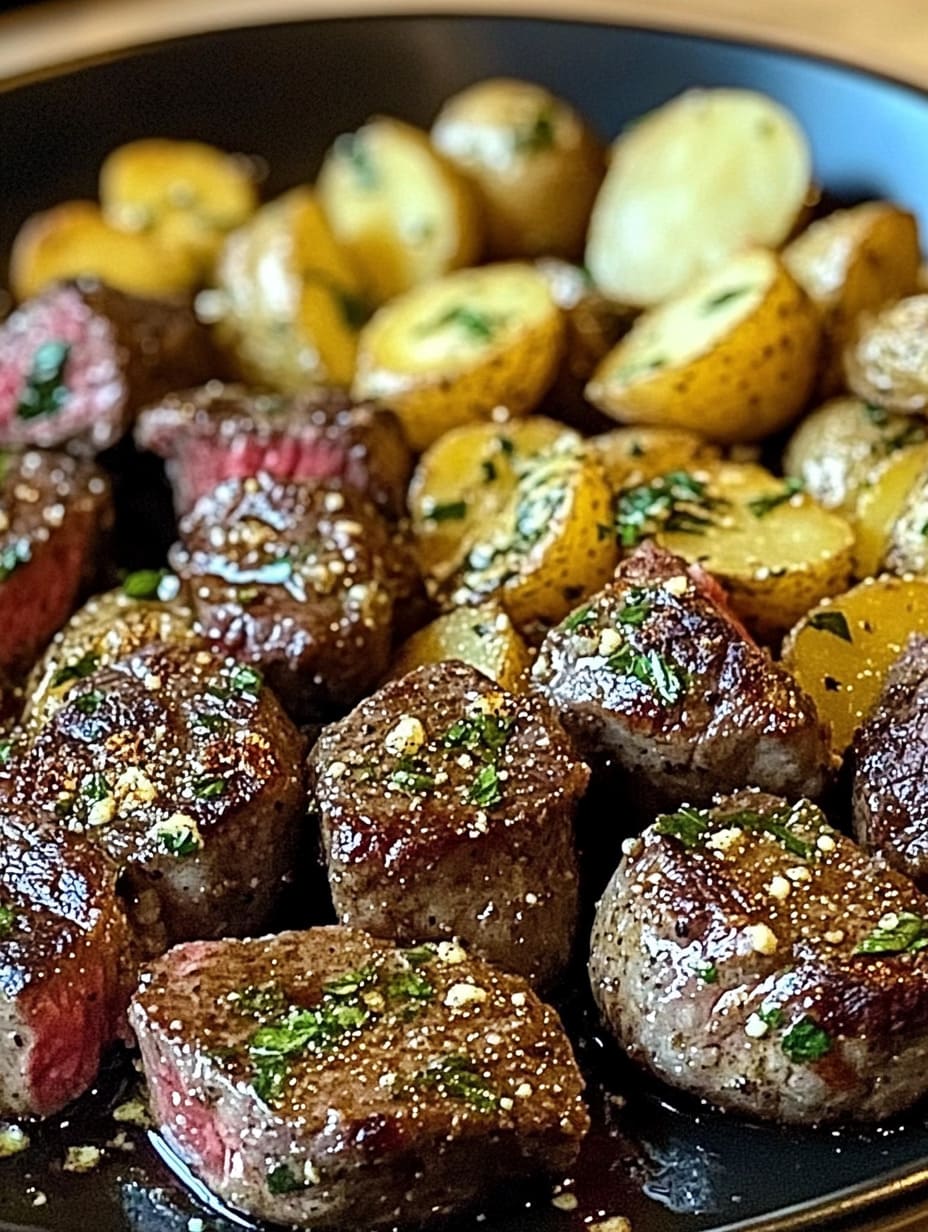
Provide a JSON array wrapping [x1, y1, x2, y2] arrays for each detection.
[[160, 825, 201, 858], [233, 983, 288, 1019], [411, 1054, 498, 1113], [0, 740, 12, 767], [267, 1162, 305, 1195], [703, 287, 751, 312], [16, 339, 71, 421], [655, 806, 712, 848], [426, 500, 468, 523], [334, 132, 378, 189], [615, 470, 727, 548], [469, 762, 502, 808], [194, 712, 230, 734], [323, 966, 377, 998], [607, 644, 687, 705], [759, 1005, 785, 1029], [808, 610, 852, 643], [513, 107, 556, 154], [563, 605, 596, 633], [616, 587, 653, 627], [864, 402, 889, 426], [443, 712, 513, 759], [498, 436, 515, 457], [0, 540, 32, 583], [81, 772, 110, 802], [51, 651, 100, 688], [388, 759, 436, 796], [854, 911, 928, 955], [719, 807, 817, 860], [193, 776, 226, 800], [781, 1016, 831, 1063], [748, 477, 804, 518], [122, 569, 168, 600], [0, 905, 15, 939], [230, 664, 263, 697], [692, 962, 718, 984], [481, 460, 498, 484], [385, 969, 435, 1003], [400, 944, 437, 967], [335, 288, 369, 331], [420, 305, 504, 343], [73, 689, 105, 716]]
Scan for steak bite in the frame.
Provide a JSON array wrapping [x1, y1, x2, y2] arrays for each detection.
[[531, 543, 831, 807], [2, 643, 304, 955], [590, 789, 928, 1124], [0, 803, 133, 1117], [22, 578, 198, 733], [854, 636, 928, 889], [135, 382, 413, 518], [0, 280, 217, 454], [0, 449, 112, 675], [309, 661, 587, 987], [130, 927, 589, 1229], [169, 475, 404, 723]]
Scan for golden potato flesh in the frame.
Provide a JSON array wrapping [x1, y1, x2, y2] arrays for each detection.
[[585, 88, 811, 307], [431, 78, 604, 260], [586, 248, 821, 444], [9, 201, 197, 301], [845, 294, 928, 413], [592, 426, 720, 493], [100, 138, 259, 279], [212, 187, 364, 391], [352, 261, 564, 451], [782, 575, 928, 753], [317, 117, 483, 303], [390, 602, 532, 692], [784, 396, 926, 515], [783, 201, 920, 395], [852, 441, 928, 578]]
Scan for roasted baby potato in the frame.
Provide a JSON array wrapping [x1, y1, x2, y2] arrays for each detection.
[[783, 202, 920, 396], [845, 294, 928, 413], [592, 426, 720, 492], [431, 77, 605, 260], [782, 575, 928, 753], [100, 138, 259, 280], [9, 200, 197, 301], [784, 396, 927, 515], [586, 249, 821, 444], [617, 461, 855, 640], [212, 187, 364, 391], [408, 417, 580, 576], [585, 88, 811, 306], [352, 261, 564, 451], [389, 601, 532, 691], [433, 445, 617, 629], [852, 441, 928, 577], [317, 117, 483, 303]]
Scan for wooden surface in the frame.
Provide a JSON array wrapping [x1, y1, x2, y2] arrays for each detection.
[[0, 0, 926, 90]]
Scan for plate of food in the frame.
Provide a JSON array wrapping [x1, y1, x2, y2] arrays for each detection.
[[1, 6, 928, 1232]]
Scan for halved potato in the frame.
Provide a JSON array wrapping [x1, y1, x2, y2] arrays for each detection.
[[782, 575, 928, 753], [784, 396, 927, 515], [352, 261, 564, 451], [212, 187, 364, 391], [586, 248, 821, 443], [431, 78, 605, 260], [389, 601, 532, 691], [621, 460, 854, 640], [408, 417, 580, 576], [100, 138, 259, 280], [585, 88, 811, 307], [783, 202, 920, 395], [433, 445, 617, 629], [845, 294, 928, 413], [9, 201, 197, 301], [852, 441, 928, 577], [317, 117, 482, 303], [592, 426, 720, 492]]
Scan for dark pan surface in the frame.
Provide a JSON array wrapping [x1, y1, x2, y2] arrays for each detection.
[[2, 13, 928, 1232]]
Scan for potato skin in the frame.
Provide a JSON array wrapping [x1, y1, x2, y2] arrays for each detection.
[[852, 442, 928, 578], [784, 202, 920, 396], [845, 294, 928, 413], [586, 251, 822, 444], [431, 78, 605, 260], [592, 426, 720, 492], [389, 602, 532, 692]]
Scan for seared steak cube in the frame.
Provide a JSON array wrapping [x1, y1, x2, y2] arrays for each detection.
[[310, 661, 587, 987], [0, 804, 133, 1117], [135, 382, 412, 518], [532, 543, 831, 806], [23, 580, 198, 733], [170, 475, 401, 723], [0, 449, 112, 675], [590, 789, 928, 1123], [854, 635, 928, 889], [130, 927, 589, 1229], [2, 643, 304, 955], [0, 280, 217, 454]]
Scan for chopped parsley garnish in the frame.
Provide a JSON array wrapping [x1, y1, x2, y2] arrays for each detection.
[[160, 824, 201, 858], [703, 286, 751, 312], [234, 983, 288, 1018], [194, 712, 230, 734], [692, 962, 718, 984], [267, 1162, 305, 1195], [615, 470, 727, 548], [513, 107, 556, 153], [865, 402, 888, 426], [616, 587, 653, 627], [0, 539, 32, 583], [0, 905, 15, 939], [122, 569, 172, 600], [401, 944, 438, 967], [420, 305, 503, 342], [193, 776, 226, 800], [230, 665, 263, 697], [607, 644, 686, 704], [302, 268, 370, 331], [334, 132, 378, 188], [73, 689, 105, 716], [498, 436, 515, 457], [655, 806, 712, 847], [854, 911, 928, 955], [481, 460, 498, 484], [0, 741, 12, 767], [323, 965, 377, 998], [385, 968, 435, 1003], [748, 477, 804, 518], [426, 500, 468, 523], [564, 605, 596, 632], [388, 758, 436, 796], [81, 772, 110, 802], [808, 610, 852, 643], [655, 805, 817, 859], [443, 712, 513, 760], [513, 479, 566, 548], [781, 1016, 831, 1063], [759, 1005, 785, 1029], [51, 651, 100, 688], [410, 1053, 497, 1113], [16, 340, 71, 421], [469, 763, 502, 808]]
